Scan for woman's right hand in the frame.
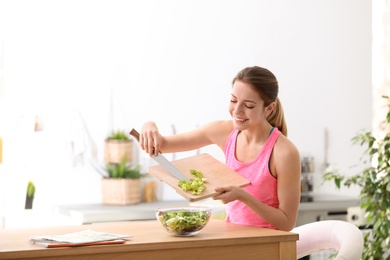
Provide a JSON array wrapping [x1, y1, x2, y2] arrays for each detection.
[[140, 121, 163, 156]]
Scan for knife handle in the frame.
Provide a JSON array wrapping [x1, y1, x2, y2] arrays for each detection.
[[129, 129, 140, 142], [130, 128, 157, 154]]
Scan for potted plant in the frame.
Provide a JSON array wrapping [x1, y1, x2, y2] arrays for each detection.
[[101, 160, 146, 205], [25, 181, 36, 209], [104, 130, 133, 164], [323, 96, 390, 259]]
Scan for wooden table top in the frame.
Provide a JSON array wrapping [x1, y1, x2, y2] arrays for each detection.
[[0, 219, 298, 259]]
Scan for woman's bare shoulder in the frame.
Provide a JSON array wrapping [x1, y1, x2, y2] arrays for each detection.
[[200, 120, 234, 147], [274, 134, 300, 159], [207, 120, 233, 128], [273, 134, 300, 178], [203, 120, 234, 134]]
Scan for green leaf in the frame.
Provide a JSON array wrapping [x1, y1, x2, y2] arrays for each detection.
[[26, 181, 36, 198], [322, 95, 390, 259], [106, 130, 130, 140], [105, 162, 145, 179]]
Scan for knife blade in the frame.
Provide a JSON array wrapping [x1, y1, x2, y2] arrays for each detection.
[[129, 129, 189, 181], [151, 153, 189, 180]]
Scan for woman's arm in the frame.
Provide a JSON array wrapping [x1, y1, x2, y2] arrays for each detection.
[[140, 120, 234, 156], [271, 137, 301, 230]]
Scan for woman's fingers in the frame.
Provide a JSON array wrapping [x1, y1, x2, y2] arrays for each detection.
[[141, 132, 156, 156], [213, 186, 243, 203], [140, 123, 161, 156], [212, 186, 229, 201]]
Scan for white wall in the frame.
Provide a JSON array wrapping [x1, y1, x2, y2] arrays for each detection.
[[0, 0, 372, 210]]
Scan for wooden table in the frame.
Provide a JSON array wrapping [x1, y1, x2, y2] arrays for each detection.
[[0, 219, 298, 260]]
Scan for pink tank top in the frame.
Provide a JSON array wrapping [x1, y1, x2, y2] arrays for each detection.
[[224, 128, 281, 229]]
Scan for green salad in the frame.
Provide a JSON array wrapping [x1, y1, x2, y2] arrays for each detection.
[[178, 169, 207, 195], [158, 209, 210, 235]]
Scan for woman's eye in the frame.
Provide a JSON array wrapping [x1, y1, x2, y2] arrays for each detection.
[[230, 100, 254, 109]]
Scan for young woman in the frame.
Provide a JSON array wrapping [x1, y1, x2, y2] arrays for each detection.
[[140, 66, 301, 231]]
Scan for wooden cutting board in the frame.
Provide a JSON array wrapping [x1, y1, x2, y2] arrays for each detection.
[[147, 153, 250, 202]]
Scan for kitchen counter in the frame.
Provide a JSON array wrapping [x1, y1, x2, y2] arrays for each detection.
[[0, 219, 298, 260], [299, 194, 359, 211], [54, 200, 189, 224], [54, 195, 360, 226]]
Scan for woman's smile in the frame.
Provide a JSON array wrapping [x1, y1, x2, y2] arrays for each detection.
[[234, 117, 248, 124]]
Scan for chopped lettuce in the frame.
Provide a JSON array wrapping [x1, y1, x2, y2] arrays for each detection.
[[158, 209, 210, 235], [178, 169, 207, 195]]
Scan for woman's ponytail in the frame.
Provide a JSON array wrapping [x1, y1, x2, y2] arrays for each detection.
[[267, 97, 287, 136]]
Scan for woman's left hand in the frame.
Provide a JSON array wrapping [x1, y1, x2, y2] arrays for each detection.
[[212, 185, 246, 204]]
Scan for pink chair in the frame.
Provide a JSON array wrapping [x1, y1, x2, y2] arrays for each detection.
[[292, 220, 364, 260]]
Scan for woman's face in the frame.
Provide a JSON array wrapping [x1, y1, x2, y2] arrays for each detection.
[[229, 80, 269, 131]]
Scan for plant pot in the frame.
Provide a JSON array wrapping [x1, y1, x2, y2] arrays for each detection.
[[101, 178, 141, 205], [25, 196, 34, 209], [104, 139, 133, 164]]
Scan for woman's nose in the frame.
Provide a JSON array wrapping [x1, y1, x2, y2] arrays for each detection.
[[233, 103, 243, 114]]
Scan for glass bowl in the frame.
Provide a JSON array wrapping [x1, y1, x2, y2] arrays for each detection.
[[155, 206, 212, 237]]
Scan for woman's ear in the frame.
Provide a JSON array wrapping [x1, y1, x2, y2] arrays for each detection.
[[266, 102, 276, 116]]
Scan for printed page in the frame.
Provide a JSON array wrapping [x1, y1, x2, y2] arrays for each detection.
[[29, 229, 132, 244]]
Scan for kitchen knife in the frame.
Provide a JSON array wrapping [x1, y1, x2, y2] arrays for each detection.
[[129, 129, 190, 181]]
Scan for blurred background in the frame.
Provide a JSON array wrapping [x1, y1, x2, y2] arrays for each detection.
[[0, 0, 381, 216]]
